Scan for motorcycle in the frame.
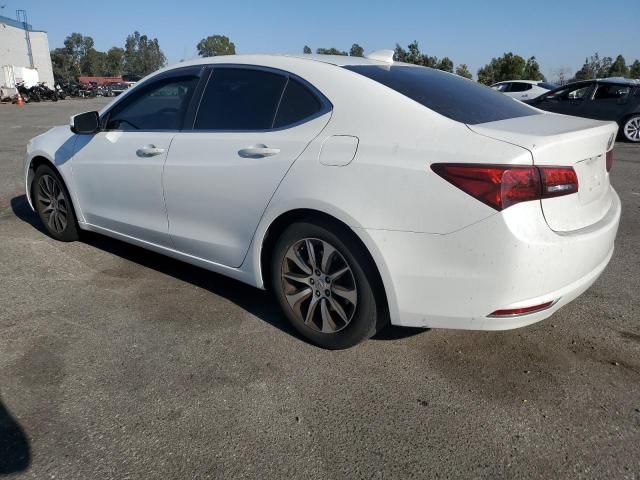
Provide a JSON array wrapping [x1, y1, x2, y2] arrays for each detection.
[[34, 82, 58, 102], [15, 81, 40, 103]]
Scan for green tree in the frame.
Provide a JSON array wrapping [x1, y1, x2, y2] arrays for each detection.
[[477, 52, 527, 85], [630, 60, 640, 78], [80, 49, 106, 76], [316, 47, 348, 55], [477, 64, 495, 85], [104, 47, 125, 76], [406, 40, 422, 65], [421, 54, 438, 68], [437, 57, 454, 73], [349, 43, 364, 57], [574, 53, 613, 80], [455, 64, 472, 79], [63, 32, 95, 76], [599, 56, 613, 77], [608, 55, 629, 77], [303, 45, 312, 54], [197, 35, 236, 57], [523, 56, 545, 81], [394, 43, 407, 62], [124, 31, 166, 76], [50, 48, 74, 81], [50, 33, 95, 78]]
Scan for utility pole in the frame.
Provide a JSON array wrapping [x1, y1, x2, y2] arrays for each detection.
[[16, 9, 34, 69]]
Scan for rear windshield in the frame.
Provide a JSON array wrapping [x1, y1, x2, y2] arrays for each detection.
[[343, 65, 539, 125], [537, 82, 557, 90]]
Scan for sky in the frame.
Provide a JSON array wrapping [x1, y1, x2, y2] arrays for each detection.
[[3, 0, 640, 81]]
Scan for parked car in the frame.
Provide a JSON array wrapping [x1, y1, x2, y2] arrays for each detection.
[[491, 80, 556, 101], [526, 78, 640, 142], [24, 52, 620, 348]]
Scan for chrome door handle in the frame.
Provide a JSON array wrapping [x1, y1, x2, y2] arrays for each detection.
[[238, 144, 280, 158], [137, 145, 166, 157]]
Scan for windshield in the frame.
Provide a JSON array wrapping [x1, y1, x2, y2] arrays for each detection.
[[343, 65, 539, 125]]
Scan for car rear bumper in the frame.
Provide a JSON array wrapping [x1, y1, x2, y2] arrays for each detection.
[[365, 187, 621, 329]]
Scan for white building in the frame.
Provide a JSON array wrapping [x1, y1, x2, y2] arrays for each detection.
[[0, 14, 54, 95]]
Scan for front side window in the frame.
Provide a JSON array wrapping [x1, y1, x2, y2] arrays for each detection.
[[195, 68, 287, 130], [345, 65, 538, 125], [105, 75, 199, 131], [545, 83, 593, 101]]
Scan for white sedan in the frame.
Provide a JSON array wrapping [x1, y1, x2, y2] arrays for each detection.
[[491, 80, 556, 101], [24, 51, 620, 349]]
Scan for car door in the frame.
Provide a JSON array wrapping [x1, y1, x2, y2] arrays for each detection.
[[533, 82, 594, 116], [163, 66, 332, 267], [581, 82, 631, 122], [71, 68, 202, 246], [506, 82, 533, 101]]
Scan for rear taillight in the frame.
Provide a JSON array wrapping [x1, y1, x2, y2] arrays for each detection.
[[606, 149, 614, 172], [538, 167, 579, 198], [431, 164, 579, 211]]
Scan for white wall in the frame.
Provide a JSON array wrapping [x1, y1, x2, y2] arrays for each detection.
[[0, 21, 54, 87]]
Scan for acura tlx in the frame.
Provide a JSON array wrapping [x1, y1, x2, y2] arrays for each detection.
[[24, 50, 621, 349]]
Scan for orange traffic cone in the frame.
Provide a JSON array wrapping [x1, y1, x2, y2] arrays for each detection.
[[16, 94, 24, 107]]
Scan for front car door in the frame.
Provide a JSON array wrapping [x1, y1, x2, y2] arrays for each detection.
[[70, 67, 202, 246], [164, 66, 332, 267], [533, 82, 595, 115]]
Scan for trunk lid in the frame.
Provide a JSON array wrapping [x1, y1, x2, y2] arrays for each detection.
[[468, 112, 618, 232]]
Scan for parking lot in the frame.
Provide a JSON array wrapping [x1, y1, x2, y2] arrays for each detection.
[[0, 99, 639, 479]]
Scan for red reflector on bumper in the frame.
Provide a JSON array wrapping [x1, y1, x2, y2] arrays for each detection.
[[489, 300, 556, 317]]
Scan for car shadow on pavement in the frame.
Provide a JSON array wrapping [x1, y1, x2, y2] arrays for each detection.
[[10, 194, 426, 344], [0, 398, 31, 475]]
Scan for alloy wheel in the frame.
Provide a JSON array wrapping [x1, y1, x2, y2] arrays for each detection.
[[36, 174, 68, 233], [281, 238, 358, 333], [624, 117, 640, 142]]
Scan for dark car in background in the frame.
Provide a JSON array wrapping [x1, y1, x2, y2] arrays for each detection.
[[526, 78, 640, 142]]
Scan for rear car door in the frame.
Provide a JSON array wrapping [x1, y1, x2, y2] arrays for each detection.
[[164, 66, 332, 267], [581, 82, 631, 121], [506, 82, 533, 101], [71, 68, 202, 246]]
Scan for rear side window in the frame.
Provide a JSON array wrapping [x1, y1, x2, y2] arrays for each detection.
[[274, 78, 323, 128], [509, 82, 532, 92], [593, 84, 630, 100], [195, 68, 287, 130], [344, 65, 538, 124]]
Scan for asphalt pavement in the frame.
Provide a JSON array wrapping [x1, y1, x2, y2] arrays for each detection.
[[0, 99, 639, 479]]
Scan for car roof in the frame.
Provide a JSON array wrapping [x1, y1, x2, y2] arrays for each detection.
[[492, 80, 540, 85], [169, 53, 396, 71], [596, 77, 640, 86], [551, 78, 639, 91]]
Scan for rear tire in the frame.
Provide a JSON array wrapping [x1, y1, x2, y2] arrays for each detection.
[[271, 220, 385, 349], [32, 164, 79, 242], [623, 115, 640, 143]]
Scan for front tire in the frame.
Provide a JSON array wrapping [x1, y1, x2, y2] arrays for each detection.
[[271, 220, 384, 349], [623, 115, 640, 143], [32, 164, 79, 242]]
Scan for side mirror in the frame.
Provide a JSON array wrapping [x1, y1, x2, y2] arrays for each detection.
[[70, 111, 100, 134]]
